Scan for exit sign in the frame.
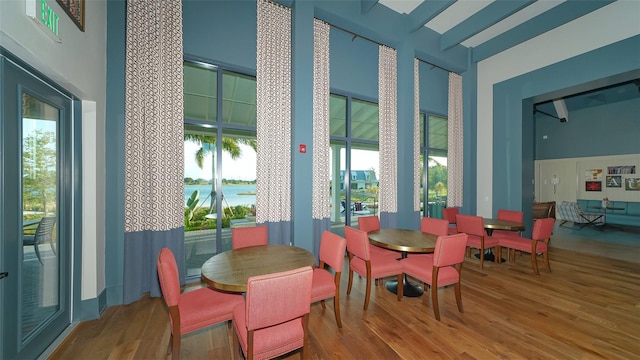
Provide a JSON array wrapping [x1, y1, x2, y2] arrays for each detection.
[[26, 0, 62, 42]]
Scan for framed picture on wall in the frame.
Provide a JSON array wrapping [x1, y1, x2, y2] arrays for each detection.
[[56, 0, 85, 31], [625, 178, 640, 191], [606, 176, 622, 188], [608, 165, 636, 175], [585, 169, 602, 180], [585, 181, 602, 191]]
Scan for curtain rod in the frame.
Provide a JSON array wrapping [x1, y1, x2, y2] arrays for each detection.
[[417, 58, 460, 75], [327, 22, 460, 75]]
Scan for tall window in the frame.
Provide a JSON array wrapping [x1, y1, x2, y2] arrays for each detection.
[[330, 94, 379, 234], [183, 60, 257, 278], [421, 113, 448, 218]]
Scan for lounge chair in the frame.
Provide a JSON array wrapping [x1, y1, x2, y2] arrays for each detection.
[[556, 201, 604, 229]]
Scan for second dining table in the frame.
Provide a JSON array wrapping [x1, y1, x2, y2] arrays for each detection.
[[367, 228, 438, 297], [201, 244, 316, 292], [481, 218, 525, 262]]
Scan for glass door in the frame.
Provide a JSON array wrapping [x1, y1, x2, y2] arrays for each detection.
[[1, 54, 72, 359]]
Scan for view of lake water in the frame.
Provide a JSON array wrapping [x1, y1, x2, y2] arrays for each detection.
[[184, 184, 256, 208]]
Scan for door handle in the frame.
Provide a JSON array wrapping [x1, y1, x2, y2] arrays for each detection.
[[0, 272, 8, 279]]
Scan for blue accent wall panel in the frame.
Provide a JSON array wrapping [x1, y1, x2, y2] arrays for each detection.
[[329, 27, 378, 99], [536, 98, 640, 159], [419, 62, 448, 115], [183, 0, 257, 71], [492, 35, 640, 229]]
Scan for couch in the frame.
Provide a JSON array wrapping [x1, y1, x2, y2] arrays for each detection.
[[576, 199, 640, 227]]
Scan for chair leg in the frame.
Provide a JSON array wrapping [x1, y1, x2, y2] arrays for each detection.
[[347, 270, 354, 295], [479, 248, 484, 270], [320, 299, 326, 309], [396, 274, 403, 301], [530, 252, 539, 276], [431, 283, 440, 321], [171, 332, 180, 360], [363, 275, 371, 310], [333, 295, 342, 328], [454, 281, 463, 314], [543, 251, 551, 272], [34, 244, 43, 265]]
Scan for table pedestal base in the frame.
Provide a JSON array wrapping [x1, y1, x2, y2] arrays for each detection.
[[385, 276, 423, 297], [475, 250, 505, 263]]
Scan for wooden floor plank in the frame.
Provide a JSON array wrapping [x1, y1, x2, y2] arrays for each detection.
[[49, 235, 640, 360]]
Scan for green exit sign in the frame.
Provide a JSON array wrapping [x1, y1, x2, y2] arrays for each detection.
[[26, 0, 61, 41]]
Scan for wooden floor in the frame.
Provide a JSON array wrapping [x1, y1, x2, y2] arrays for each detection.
[[49, 240, 640, 360]]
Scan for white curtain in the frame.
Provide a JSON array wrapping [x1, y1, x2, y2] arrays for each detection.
[[447, 72, 463, 207], [123, 0, 184, 303], [413, 58, 421, 212], [256, 0, 292, 243], [378, 45, 398, 225], [312, 18, 330, 221]]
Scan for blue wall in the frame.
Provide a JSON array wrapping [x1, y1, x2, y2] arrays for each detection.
[[535, 98, 640, 159], [492, 35, 640, 233]]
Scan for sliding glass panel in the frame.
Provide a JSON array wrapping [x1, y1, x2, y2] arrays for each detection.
[[426, 114, 448, 218], [21, 94, 60, 339], [349, 144, 379, 227], [220, 130, 257, 250]]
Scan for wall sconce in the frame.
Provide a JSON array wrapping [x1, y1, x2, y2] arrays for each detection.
[[551, 175, 560, 194]]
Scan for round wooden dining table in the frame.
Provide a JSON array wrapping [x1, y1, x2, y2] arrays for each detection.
[[201, 244, 315, 292], [481, 218, 525, 262], [367, 229, 438, 297]]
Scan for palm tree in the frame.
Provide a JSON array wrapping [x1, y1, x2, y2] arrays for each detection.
[[184, 133, 257, 216]]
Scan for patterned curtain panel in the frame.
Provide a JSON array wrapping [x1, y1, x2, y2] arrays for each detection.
[[413, 58, 421, 213], [256, 0, 292, 244], [123, 0, 184, 304], [312, 18, 331, 255], [378, 45, 398, 228], [447, 72, 463, 207]]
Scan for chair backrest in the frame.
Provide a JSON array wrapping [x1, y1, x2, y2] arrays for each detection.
[[442, 207, 459, 225], [432, 233, 468, 267], [36, 216, 56, 241], [245, 266, 313, 331], [157, 248, 181, 307], [455, 214, 486, 237], [531, 218, 555, 240], [420, 217, 449, 236], [357, 216, 380, 233], [497, 209, 524, 223], [232, 225, 268, 249], [344, 226, 371, 261], [319, 231, 347, 272]]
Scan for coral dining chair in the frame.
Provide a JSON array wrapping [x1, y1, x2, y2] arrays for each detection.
[[157, 248, 244, 360], [232, 266, 313, 360], [344, 226, 403, 310], [357, 215, 399, 260], [498, 217, 555, 275], [491, 209, 524, 239], [420, 217, 450, 236], [400, 233, 468, 320], [442, 207, 459, 234], [455, 214, 499, 270], [311, 230, 347, 328], [232, 225, 268, 249]]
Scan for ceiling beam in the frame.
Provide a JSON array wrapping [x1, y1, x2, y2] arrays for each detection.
[[408, 0, 456, 33], [441, 0, 535, 51], [472, 0, 616, 62], [361, 0, 378, 14]]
